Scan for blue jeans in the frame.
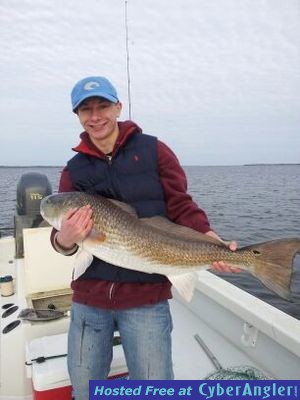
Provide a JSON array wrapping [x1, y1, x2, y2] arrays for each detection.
[[68, 301, 174, 399]]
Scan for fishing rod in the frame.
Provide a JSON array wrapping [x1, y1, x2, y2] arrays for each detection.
[[124, 0, 132, 120]]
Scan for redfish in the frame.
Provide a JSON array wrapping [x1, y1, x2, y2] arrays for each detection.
[[41, 192, 299, 302]]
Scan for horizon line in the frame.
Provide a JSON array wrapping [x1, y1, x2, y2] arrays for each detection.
[[0, 163, 299, 168]]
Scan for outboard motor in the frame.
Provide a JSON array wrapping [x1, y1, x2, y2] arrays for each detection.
[[15, 172, 52, 258]]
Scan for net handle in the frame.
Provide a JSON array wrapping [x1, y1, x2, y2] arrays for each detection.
[[194, 334, 223, 371]]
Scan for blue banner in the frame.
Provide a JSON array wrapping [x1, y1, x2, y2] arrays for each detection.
[[89, 380, 299, 400]]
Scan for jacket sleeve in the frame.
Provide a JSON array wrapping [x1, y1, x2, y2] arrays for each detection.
[[50, 167, 78, 255], [58, 167, 74, 192], [157, 140, 211, 233]]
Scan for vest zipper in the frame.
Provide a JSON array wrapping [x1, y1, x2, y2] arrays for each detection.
[[106, 154, 113, 165], [105, 151, 123, 199]]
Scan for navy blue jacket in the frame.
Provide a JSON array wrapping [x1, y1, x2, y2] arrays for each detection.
[[67, 132, 168, 283]]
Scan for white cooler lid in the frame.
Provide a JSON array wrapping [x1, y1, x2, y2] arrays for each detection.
[[28, 333, 70, 391], [28, 332, 128, 391]]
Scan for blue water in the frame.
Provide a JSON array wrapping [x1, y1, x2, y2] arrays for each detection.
[[0, 165, 299, 318]]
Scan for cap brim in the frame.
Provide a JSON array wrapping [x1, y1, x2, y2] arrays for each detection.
[[72, 92, 118, 111]]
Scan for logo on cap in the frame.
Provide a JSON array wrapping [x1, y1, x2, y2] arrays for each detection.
[[84, 81, 100, 91]]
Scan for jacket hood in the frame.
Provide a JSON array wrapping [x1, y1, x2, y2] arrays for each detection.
[[72, 120, 142, 158]]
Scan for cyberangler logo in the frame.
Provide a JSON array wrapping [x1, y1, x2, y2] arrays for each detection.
[[198, 382, 298, 400]]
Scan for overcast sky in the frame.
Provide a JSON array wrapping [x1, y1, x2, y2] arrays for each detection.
[[1, 0, 299, 166]]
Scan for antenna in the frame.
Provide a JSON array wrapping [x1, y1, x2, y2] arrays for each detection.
[[124, 0, 132, 120]]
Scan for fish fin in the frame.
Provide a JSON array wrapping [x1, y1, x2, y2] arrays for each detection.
[[72, 249, 93, 280], [246, 238, 300, 300], [168, 272, 198, 302], [107, 199, 138, 218], [86, 228, 106, 245], [141, 216, 224, 246]]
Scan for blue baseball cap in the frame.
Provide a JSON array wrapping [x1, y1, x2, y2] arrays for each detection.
[[71, 76, 119, 112]]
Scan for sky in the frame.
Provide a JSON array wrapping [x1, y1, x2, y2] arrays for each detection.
[[0, 0, 299, 166]]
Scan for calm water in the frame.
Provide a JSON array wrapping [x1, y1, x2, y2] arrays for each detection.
[[0, 165, 299, 318]]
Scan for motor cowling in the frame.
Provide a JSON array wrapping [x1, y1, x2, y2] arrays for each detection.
[[16, 172, 52, 216], [15, 172, 52, 258]]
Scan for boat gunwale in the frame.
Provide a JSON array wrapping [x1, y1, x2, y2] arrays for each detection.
[[194, 270, 300, 357]]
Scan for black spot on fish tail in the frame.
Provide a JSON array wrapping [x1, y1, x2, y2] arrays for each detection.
[[244, 238, 300, 300]]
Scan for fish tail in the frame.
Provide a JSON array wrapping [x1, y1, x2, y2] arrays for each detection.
[[246, 238, 300, 300]]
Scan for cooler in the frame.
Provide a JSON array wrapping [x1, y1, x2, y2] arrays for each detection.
[[27, 332, 128, 399], [26, 333, 71, 400]]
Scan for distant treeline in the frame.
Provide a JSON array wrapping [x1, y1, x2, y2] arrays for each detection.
[[243, 163, 300, 166]]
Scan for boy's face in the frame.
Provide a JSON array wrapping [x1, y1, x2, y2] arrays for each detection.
[[77, 96, 122, 147]]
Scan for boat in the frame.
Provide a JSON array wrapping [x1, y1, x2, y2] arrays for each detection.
[[0, 173, 300, 399]]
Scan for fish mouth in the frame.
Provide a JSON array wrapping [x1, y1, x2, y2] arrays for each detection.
[[40, 195, 50, 218]]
